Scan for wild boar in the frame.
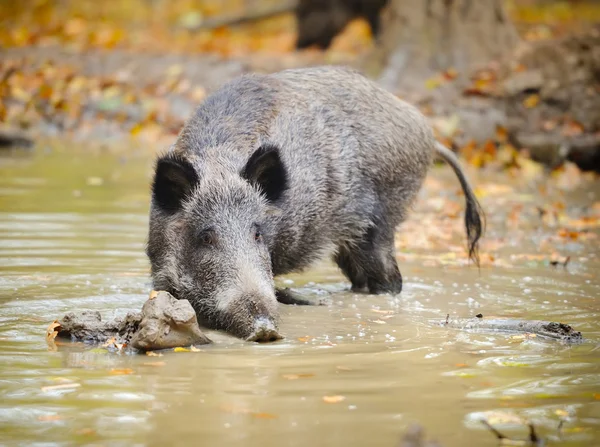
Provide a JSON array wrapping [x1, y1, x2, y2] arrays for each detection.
[[146, 66, 484, 342]]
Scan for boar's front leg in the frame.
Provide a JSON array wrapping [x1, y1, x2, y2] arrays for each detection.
[[335, 224, 403, 295]]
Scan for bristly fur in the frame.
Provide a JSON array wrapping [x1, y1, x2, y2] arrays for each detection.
[[146, 66, 485, 340]]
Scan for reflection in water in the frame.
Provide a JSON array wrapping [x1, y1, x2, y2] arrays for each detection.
[[0, 150, 598, 446]]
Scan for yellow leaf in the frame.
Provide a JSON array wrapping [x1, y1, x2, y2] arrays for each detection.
[[323, 395, 346, 404], [523, 94, 540, 108], [174, 347, 190, 352]]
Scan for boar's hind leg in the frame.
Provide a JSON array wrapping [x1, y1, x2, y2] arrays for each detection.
[[335, 225, 403, 295]]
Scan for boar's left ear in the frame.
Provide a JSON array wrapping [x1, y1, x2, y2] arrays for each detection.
[[242, 144, 287, 203], [152, 153, 199, 213]]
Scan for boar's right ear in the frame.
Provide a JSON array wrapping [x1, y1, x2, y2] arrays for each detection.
[[242, 144, 288, 203], [152, 154, 199, 213]]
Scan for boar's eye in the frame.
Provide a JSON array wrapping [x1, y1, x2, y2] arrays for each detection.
[[254, 226, 263, 243], [198, 229, 216, 246]]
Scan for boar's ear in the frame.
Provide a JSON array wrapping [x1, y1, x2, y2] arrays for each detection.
[[152, 153, 199, 213], [242, 144, 287, 203]]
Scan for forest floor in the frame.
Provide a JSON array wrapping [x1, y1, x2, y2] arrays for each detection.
[[0, 0, 599, 172]]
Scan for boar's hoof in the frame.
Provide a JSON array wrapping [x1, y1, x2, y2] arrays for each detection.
[[246, 317, 282, 343]]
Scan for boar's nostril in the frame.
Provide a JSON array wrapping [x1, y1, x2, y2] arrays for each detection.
[[246, 317, 283, 343]]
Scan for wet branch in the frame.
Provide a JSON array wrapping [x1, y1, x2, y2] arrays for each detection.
[[181, 0, 297, 31], [436, 316, 583, 342]]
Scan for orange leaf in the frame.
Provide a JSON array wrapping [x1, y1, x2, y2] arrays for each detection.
[[252, 412, 278, 419], [297, 336, 312, 343], [323, 395, 346, 404], [46, 320, 61, 341], [495, 125, 508, 143], [109, 368, 134, 375], [38, 414, 63, 421]]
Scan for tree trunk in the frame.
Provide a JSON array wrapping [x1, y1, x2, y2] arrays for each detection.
[[368, 0, 520, 92]]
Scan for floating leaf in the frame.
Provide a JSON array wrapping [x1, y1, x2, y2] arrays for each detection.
[[38, 414, 63, 422], [252, 412, 278, 419], [282, 373, 315, 380], [173, 347, 190, 352], [46, 320, 60, 342], [323, 395, 346, 404], [41, 383, 81, 392], [143, 361, 166, 367], [109, 368, 134, 375]]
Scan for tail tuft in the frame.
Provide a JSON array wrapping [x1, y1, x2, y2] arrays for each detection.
[[435, 143, 485, 267]]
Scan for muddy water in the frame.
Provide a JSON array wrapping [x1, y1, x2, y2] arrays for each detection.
[[0, 149, 598, 447]]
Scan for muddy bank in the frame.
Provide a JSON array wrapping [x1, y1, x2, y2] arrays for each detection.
[[50, 291, 211, 351]]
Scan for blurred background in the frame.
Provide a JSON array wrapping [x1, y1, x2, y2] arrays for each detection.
[[1, 4, 599, 446], [1, 0, 599, 171]]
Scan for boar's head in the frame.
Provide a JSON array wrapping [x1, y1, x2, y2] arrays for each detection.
[[146, 145, 286, 342]]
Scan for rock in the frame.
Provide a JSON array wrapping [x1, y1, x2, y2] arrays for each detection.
[[55, 291, 211, 351], [130, 291, 211, 351]]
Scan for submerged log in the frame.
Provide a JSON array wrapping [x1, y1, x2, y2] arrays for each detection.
[[436, 316, 583, 342]]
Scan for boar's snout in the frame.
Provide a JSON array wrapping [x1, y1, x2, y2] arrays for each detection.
[[246, 316, 282, 343]]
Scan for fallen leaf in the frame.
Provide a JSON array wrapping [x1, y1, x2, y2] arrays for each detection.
[[523, 94, 540, 108], [297, 336, 312, 343], [371, 309, 394, 315], [37, 414, 63, 421], [323, 395, 346, 404], [252, 412, 278, 419], [149, 290, 159, 299], [173, 347, 190, 352], [143, 361, 166, 367], [75, 428, 96, 436], [455, 363, 468, 368], [282, 373, 315, 380], [109, 368, 134, 375], [102, 337, 117, 348], [41, 383, 81, 392], [46, 321, 60, 350]]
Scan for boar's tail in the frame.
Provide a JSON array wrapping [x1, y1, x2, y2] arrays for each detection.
[[434, 142, 485, 267]]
